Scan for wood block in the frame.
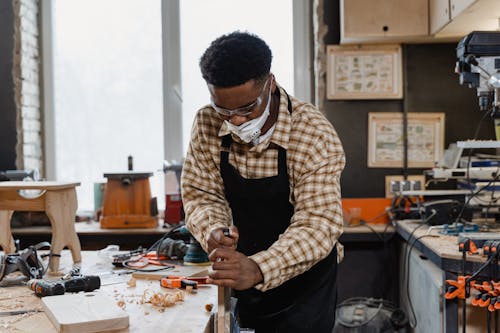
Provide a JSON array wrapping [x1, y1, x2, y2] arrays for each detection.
[[42, 292, 129, 333]]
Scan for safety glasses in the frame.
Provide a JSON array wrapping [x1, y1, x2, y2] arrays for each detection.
[[210, 77, 270, 117]]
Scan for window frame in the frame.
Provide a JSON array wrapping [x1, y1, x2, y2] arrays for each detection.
[[41, 0, 312, 176]]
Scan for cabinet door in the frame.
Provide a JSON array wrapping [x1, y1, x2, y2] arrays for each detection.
[[341, 0, 428, 42], [451, 0, 477, 18], [429, 0, 451, 34]]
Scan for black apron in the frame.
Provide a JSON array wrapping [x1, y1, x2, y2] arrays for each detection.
[[220, 92, 338, 333]]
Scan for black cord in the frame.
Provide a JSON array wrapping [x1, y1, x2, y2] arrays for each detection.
[[455, 170, 500, 224], [459, 109, 493, 223], [405, 233, 440, 328]]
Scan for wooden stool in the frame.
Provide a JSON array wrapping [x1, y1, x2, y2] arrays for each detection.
[[0, 181, 82, 272]]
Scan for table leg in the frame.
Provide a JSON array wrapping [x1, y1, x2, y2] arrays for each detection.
[[45, 189, 82, 272], [0, 210, 15, 253]]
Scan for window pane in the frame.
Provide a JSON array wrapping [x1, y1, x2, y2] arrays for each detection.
[[52, 0, 163, 212], [179, 0, 294, 153]]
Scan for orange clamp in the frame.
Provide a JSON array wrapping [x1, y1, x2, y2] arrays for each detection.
[[160, 276, 208, 289], [445, 276, 472, 300]]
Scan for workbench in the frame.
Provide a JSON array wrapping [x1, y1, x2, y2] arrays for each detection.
[[0, 251, 216, 333], [397, 220, 500, 333]]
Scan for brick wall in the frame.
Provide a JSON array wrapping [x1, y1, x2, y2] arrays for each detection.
[[13, 0, 43, 175]]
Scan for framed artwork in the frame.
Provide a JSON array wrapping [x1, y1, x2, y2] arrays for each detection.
[[326, 44, 403, 100], [368, 112, 445, 168]]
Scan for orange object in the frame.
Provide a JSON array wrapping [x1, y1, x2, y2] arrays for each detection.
[[124, 252, 171, 268], [100, 172, 158, 229], [160, 276, 208, 289], [341, 198, 392, 224], [445, 276, 472, 300], [459, 239, 478, 255]]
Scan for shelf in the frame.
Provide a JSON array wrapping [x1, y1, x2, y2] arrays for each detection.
[[457, 140, 500, 148]]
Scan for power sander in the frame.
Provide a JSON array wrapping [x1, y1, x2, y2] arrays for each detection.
[[151, 224, 209, 265]]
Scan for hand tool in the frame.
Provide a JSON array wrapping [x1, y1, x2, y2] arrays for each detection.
[[160, 275, 209, 289], [27, 275, 101, 297], [445, 276, 472, 300], [217, 227, 232, 333]]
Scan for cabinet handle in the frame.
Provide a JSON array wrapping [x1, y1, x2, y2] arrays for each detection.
[[382, 25, 389, 32]]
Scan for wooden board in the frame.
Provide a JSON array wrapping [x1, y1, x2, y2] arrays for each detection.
[[131, 264, 210, 280], [42, 292, 129, 333]]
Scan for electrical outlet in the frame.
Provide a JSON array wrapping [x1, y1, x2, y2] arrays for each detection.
[[385, 175, 426, 198]]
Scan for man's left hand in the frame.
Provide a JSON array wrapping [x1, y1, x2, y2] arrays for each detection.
[[207, 247, 263, 290]]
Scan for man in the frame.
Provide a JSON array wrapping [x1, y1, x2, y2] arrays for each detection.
[[181, 31, 345, 332]]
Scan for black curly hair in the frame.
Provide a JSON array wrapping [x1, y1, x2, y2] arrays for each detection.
[[199, 31, 272, 87]]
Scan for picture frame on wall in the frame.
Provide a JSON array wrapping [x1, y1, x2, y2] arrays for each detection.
[[326, 44, 403, 100], [368, 112, 445, 168]]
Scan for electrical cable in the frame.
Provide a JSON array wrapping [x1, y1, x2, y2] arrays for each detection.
[[405, 233, 440, 328], [345, 210, 392, 242], [457, 108, 494, 224]]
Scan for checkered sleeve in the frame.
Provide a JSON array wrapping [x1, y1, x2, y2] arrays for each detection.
[[250, 109, 345, 291], [181, 109, 232, 251]]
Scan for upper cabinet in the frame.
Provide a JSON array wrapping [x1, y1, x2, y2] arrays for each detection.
[[434, 0, 500, 38], [341, 0, 500, 44], [340, 0, 428, 44]]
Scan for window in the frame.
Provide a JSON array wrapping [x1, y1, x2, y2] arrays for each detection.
[[179, 0, 295, 153], [43, 0, 310, 213], [46, 0, 164, 212]]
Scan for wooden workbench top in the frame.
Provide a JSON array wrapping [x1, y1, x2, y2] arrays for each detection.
[[397, 220, 500, 273], [0, 181, 80, 190], [0, 251, 215, 333]]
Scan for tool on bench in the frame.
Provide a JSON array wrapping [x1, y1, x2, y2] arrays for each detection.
[[0, 242, 50, 283], [160, 275, 209, 289], [100, 156, 158, 229], [122, 252, 172, 268], [27, 274, 101, 297]]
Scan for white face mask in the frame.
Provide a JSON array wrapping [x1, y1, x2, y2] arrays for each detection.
[[224, 86, 272, 144]]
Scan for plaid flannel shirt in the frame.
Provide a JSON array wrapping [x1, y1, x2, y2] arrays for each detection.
[[181, 84, 345, 291]]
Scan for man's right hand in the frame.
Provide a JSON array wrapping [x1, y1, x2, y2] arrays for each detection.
[[207, 226, 239, 254]]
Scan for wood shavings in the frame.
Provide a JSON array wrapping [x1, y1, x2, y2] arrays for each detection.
[[141, 289, 184, 309], [117, 300, 126, 309], [127, 277, 137, 288], [205, 303, 213, 312]]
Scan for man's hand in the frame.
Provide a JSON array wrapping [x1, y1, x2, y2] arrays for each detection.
[[206, 226, 239, 254], [207, 247, 263, 290]]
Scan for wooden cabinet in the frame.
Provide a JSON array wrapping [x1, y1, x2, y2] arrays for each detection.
[[450, 0, 477, 18], [340, 0, 428, 44], [340, 0, 499, 44], [429, 0, 477, 35], [429, 0, 451, 35], [431, 0, 500, 39]]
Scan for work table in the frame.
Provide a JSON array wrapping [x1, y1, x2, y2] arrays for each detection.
[[0, 251, 216, 333], [396, 220, 500, 274]]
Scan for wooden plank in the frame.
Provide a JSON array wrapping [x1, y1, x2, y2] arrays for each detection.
[[42, 292, 129, 333], [216, 286, 231, 333]]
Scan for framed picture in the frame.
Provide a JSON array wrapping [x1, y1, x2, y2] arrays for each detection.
[[326, 44, 403, 100], [368, 112, 445, 168]]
